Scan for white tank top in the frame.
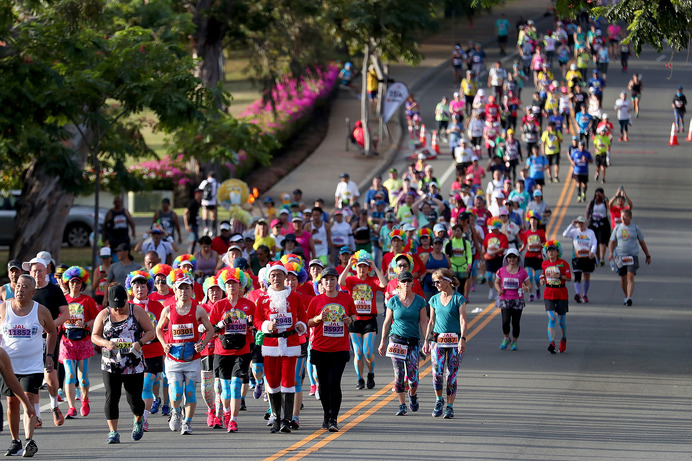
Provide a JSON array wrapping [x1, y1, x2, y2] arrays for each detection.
[[312, 222, 328, 257], [1, 301, 45, 374], [331, 221, 352, 247]]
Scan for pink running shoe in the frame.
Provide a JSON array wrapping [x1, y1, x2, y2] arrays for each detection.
[[80, 398, 90, 417], [206, 409, 215, 428], [228, 420, 238, 433]]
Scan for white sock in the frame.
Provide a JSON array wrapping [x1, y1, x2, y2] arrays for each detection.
[[143, 409, 150, 422], [49, 395, 58, 409], [34, 404, 40, 419]]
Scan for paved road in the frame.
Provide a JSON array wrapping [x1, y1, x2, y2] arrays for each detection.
[[10, 42, 692, 461]]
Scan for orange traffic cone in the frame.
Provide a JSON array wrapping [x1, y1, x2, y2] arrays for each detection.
[[419, 124, 427, 148], [669, 123, 679, 146], [687, 118, 692, 141], [431, 131, 440, 154]]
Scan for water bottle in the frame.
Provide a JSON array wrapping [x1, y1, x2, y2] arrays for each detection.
[[610, 260, 616, 272], [518, 288, 524, 298]]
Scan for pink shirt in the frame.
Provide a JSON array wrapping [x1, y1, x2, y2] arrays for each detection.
[[465, 165, 486, 186], [496, 266, 529, 300]]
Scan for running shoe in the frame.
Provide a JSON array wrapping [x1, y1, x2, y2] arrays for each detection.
[[75, 387, 81, 401], [432, 399, 444, 417], [290, 416, 300, 430], [239, 399, 247, 411], [315, 389, 320, 401], [594, 173, 599, 181], [443, 405, 454, 419], [106, 431, 120, 444], [322, 417, 329, 430], [409, 394, 419, 412], [356, 378, 365, 390], [253, 379, 264, 399], [366, 373, 375, 389], [143, 419, 149, 432], [500, 338, 510, 350], [529, 294, 535, 302], [223, 411, 231, 430], [536, 289, 541, 300], [22, 439, 37, 458], [249, 376, 257, 389], [574, 294, 582, 303], [308, 385, 316, 396], [328, 419, 339, 432], [548, 342, 556, 354], [511, 341, 518, 351], [626, 298, 633, 306], [264, 408, 271, 421], [65, 407, 77, 419], [280, 419, 292, 433], [267, 414, 275, 427], [132, 418, 144, 441], [34, 418, 42, 430], [559, 339, 567, 353], [471, 283, 476, 292], [213, 415, 222, 429], [206, 409, 215, 428], [52, 406, 64, 427], [601, 178, 606, 184], [396, 403, 407, 416], [599, 260, 605, 267], [57, 389, 65, 401], [161, 404, 170, 416], [81, 398, 90, 417], [582, 294, 589, 303], [577, 195, 583, 203], [151, 397, 160, 414], [228, 420, 238, 433], [181, 421, 193, 435], [5, 439, 23, 456], [169, 409, 182, 432], [488, 288, 495, 300], [554, 177, 560, 183], [479, 275, 487, 285]]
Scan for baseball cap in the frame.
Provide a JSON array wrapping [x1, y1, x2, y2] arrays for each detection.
[[575, 216, 586, 223], [397, 271, 414, 282], [309, 259, 325, 268], [293, 189, 302, 195], [433, 237, 444, 245], [533, 190, 543, 197], [228, 245, 243, 253], [7, 260, 22, 271], [108, 285, 128, 309], [22, 257, 47, 271], [270, 219, 281, 228], [36, 251, 55, 266], [388, 168, 398, 173], [100, 247, 112, 257], [115, 242, 130, 252], [219, 221, 232, 231], [320, 267, 339, 279], [340, 172, 350, 178], [229, 233, 243, 243], [233, 257, 249, 270], [150, 223, 164, 234], [292, 215, 304, 222], [279, 209, 290, 215], [339, 246, 353, 255], [492, 190, 504, 199], [433, 223, 446, 233], [499, 207, 509, 216]]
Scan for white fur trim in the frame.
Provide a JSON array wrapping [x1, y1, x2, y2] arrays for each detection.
[[280, 386, 296, 393], [266, 287, 291, 314], [266, 385, 281, 394], [294, 321, 307, 335], [262, 339, 301, 357], [261, 320, 273, 334]]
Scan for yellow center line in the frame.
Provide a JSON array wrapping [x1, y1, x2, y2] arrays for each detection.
[[267, 154, 578, 461]]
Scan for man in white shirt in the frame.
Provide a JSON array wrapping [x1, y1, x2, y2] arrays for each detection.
[[334, 172, 360, 209], [198, 171, 220, 236]]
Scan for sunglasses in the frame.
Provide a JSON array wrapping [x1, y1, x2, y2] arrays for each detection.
[[400, 279, 414, 284], [433, 280, 444, 285]]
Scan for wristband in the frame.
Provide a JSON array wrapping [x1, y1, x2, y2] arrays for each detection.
[[136, 340, 144, 348], [461, 337, 467, 341], [46, 353, 54, 359]]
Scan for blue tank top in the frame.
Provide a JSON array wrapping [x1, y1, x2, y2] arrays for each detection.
[[3, 283, 13, 300], [423, 253, 450, 291]]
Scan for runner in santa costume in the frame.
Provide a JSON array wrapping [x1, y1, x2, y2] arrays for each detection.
[[253, 262, 307, 433]]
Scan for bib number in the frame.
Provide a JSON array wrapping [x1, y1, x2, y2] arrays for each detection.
[[436, 333, 458, 348], [355, 301, 372, 315], [171, 323, 194, 341], [621, 256, 634, 266], [270, 313, 293, 330], [323, 321, 345, 337], [502, 278, 519, 290], [386, 339, 408, 360]]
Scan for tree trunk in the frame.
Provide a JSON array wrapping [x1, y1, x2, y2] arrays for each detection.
[[193, 0, 228, 94]]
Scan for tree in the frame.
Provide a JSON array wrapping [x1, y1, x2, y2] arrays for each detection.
[[327, 0, 441, 155], [0, 0, 272, 266], [473, 0, 692, 55]]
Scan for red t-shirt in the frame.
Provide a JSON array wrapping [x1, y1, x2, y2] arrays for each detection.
[[164, 300, 201, 362], [63, 294, 99, 339], [307, 292, 356, 353], [483, 231, 509, 260], [382, 252, 426, 280], [245, 288, 266, 305], [522, 229, 546, 258], [149, 291, 174, 304], [335, 265, 354, 279], [384, 278, 424, 302], [131, 299, 164, 358], [211, 236, 230, 255], [209, 297, 255, 356], [609, 205, 629, 229], [342, 276, 384, 319], [542, 258, 571, 300], [297, 283, 317, 298]]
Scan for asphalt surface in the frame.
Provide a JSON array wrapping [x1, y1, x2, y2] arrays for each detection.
[[6, 34, 692, 461]]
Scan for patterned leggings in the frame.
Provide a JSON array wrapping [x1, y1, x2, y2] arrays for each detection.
[[391, 343, 420, 394], [431, 343, 463, 396]]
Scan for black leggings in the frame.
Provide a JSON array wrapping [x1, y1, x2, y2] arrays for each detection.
[[310, 350, 349, 420], [501, 309, 523, 338], [102, 371, 144, 420]]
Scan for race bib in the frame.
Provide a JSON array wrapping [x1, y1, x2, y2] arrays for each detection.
[[332, 236, 346, 245], [621, 256, 634, 266], [171, 323, 194, 341], [545, 266, 561, 286], [386, 339, 408, 360], [224, 310, 248, 335], [321, 304, 346, 337], [65, 302, 85, 329], [576, 249, 590, 257], [352, 284, 374, 315], [502, 278, 520, 290], [112, 337, 132, 350], [436, 333, 458, 348], [270, 313, 293, 329]]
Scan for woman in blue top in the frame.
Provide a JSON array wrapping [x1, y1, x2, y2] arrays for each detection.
[[422, 268, 467, 419], [379, 271, 428, 416]]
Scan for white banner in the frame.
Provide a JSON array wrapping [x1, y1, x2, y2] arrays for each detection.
[[383, 82, 409, 123]]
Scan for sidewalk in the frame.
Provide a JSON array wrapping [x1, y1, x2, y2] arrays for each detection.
[[263, 0, 554, 209]]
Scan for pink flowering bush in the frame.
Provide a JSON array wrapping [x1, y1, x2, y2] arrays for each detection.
[[128, 154, 194, 190], [240, 65, 339, 144]]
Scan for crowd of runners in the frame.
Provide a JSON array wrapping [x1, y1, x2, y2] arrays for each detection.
[[0, 9, 663, 458]]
